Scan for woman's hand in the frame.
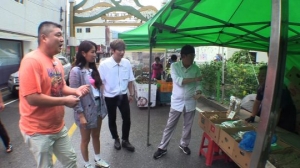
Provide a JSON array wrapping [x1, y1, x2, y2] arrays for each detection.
[[194, 91, 202, 100]]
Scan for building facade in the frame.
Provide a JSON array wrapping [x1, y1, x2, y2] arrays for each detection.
[[0, 0, 67, 86]]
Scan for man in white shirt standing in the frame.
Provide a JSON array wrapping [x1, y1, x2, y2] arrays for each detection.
[[98, 39, 135, 152], [153, 45, 202, 159]]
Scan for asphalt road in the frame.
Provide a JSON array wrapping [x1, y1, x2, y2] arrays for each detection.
[[0, 97, 238, 168]]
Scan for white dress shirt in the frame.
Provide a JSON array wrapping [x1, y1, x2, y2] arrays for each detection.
[[98, 56, 135, 97], [171, 61, 202, 112]]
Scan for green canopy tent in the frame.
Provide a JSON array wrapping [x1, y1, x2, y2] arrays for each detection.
[[149, 0, 300, 53], [118, 20, 150, 50], [118, 4, 169, 50], [147, 0, 300, 167]]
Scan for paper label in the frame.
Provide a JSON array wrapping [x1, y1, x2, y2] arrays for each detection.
[[227, 111, 236, 119]]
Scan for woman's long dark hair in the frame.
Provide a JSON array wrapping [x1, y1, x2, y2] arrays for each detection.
[[75, 40, 102, 88]]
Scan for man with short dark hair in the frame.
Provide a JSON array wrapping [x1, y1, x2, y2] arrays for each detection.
[[154, 45, 203, 159], [98, 39, 136, 152], [19, 21, 90, 167]]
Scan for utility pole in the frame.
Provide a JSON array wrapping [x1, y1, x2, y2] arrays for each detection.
[[69, 0, 76, 63]]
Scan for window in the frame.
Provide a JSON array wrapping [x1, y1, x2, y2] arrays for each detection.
[[15, 0, 23, 4], [86, 28, 91, 33], [77, 28, 82, 33], [0, 40, 22, 66]]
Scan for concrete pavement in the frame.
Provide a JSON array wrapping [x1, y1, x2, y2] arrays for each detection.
[[0, 95, 238, 168]]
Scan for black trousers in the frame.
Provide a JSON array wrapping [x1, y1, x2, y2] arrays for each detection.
[[0, 118, 10, 148], [105, 94, 131, 141]]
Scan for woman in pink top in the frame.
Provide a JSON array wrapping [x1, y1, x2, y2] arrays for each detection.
[[152, 57, 163, 80]]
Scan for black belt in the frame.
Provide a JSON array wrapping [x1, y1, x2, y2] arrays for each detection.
[[95, 96, 100, 100]]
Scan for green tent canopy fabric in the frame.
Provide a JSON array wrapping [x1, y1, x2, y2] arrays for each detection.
[[147, 0, 300, 86], [118, 19, 150, 50], [149, 0, 300, 54], [118, 4, 169, 50]]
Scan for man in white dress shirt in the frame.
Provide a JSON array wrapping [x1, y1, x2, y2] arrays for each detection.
[[98, 39, 136, 152], [153, 45, 202, 159]]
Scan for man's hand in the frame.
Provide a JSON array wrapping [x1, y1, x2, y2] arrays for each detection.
[[79, 114, 87, 129], [128, 95, 134, 103], [194, 90, 202, 100], [64, 95, 80, 108], [76, 85, 90, 97], [0, 102, 4, 112], [245, 116, 255, 123]]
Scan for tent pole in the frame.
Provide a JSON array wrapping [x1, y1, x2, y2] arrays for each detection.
[[221, 47, 225, 103], [147, 43, 153, 147], [250, 0, 288, 167]]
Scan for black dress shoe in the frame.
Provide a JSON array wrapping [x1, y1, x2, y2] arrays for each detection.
[[122, 140, 135, 152], [114, 139, 121, 150]]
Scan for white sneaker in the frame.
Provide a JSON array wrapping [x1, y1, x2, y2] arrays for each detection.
[[84, 163, 93, 168], [95, 158, 110, 168]]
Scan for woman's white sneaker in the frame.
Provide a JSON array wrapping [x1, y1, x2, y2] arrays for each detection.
[[83, 163, 93, 168], [94, 159, 110, 168]]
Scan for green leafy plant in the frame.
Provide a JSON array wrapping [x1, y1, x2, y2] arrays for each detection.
[[228, 50, 253, 64], [198, 61, 222, 99], [198, 60, 266, 104]]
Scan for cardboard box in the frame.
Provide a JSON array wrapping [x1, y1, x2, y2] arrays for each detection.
[[198, 111, 228, 132], [198, 111, 240, 142], [218, 127, 255, 158], [239, 139, 290, 168], [134, 81, 157, 107], [234, 139, 289, 168], [233, 141, 252, 168], [207, 118, 240, 143]]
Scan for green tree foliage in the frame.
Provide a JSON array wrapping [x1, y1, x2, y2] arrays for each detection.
[[198, 61, 222, 98], [227, 50, 253, 64], [198, 61, 265, 102]]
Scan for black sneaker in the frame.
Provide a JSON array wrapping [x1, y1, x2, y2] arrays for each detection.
[[122, 140, 135, 152], [114, 139, 121, 150], [153, 148, 167, 159], [179, 145, 191, 155]]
